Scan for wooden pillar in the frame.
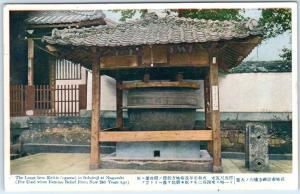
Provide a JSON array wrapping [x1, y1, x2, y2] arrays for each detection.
[[116, 79, 123, 129], [90, 48, 101, 169], [49, 57, 56, 112], [27, 38, 34, 86], [209, 54, 222, 172], [79, 84, 87, 110], [49, 57, 56, 86], [25, 85, 35, 116], [204, 73, 213, 156]]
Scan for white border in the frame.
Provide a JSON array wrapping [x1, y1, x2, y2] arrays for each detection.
[[3, 2, 298, 191]]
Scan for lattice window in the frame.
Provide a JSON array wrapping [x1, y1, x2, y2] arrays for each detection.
[[56, 59, 82, 80]]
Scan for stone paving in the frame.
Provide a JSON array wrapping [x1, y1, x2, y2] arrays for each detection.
[[11, 153, 292, 174]]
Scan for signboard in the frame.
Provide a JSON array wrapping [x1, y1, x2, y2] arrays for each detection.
[[212, 85, 219, 110]]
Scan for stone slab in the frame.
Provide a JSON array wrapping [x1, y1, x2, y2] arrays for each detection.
[[116, 142, 203, 160], [101, 152, 212, 172]]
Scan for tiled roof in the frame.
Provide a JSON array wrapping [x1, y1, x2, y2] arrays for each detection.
[[25, 10, 105, 25], [43, 12, 264, 47], [230, 61, 291, 73]]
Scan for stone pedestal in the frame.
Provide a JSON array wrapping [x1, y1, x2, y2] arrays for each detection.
[[245, 123, 269, 171]]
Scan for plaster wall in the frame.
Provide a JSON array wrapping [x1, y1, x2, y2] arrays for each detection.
[[218, 73, 292, 112]]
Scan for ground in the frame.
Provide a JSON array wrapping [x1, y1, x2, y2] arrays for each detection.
[[11, 153, 292, 174]]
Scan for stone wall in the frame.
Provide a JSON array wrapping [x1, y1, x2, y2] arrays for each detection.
[[220, 121, 292, 154], [11, 111, 292, 155]]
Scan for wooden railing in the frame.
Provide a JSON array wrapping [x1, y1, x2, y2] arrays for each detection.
[[10, 84, 87, 117]]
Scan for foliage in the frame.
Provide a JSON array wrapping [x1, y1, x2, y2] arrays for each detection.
[[113, 9, 148, 21], [259, 8, 291, 38], [174, 9, 244, 21], [279, 48, 292, 63], [258, 9, 291, 62], [114, 9, 244, 21]]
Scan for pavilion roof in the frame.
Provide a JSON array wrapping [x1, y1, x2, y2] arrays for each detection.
[[41, 13, 264, 72], [43, 12, 263, 47]]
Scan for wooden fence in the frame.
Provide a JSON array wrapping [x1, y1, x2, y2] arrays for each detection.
[[10, 85, 26, 117], [10, 84, 87, 117]]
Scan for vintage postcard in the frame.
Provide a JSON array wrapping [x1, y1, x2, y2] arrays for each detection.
[[3, 2, 298, 191]]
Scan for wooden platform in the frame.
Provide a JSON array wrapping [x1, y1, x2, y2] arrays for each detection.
[[11, 153, 292, 174]]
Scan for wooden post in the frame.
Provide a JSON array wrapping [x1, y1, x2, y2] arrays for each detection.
[[116, 79, 123, 129], [27, 38, 34, 86], [49, 57, 56, 113], [25, 85, 35, 116], [49, 57, 56, 86], [204, 73, 213, 156], [79, 84, 87, 110], [90, 48, 101, 169], [209, 53, 222, 172]]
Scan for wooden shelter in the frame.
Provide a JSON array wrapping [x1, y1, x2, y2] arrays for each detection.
[[13, 10, 115, 117], [42, 12, 264, 172], [25, 10, 115, 86]]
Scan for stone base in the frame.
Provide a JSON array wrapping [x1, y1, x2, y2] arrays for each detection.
[[100, 150, 213, 172], [89, 163, 100, 170], [212, 165, 223, 173], [21, 143, 115, 154]]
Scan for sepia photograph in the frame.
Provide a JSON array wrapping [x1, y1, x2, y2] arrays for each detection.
[[3, 2, 298, 191]]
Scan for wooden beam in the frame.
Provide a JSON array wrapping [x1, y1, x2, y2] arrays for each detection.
[[100, 64, 208, 71], [99, 130, 212, 142], [116, 79, 123, 129], [27, 38, 34, 86], [226, 36, 263, 44], [100, 55, 138, 68], [46, 44, 58, 52], [35, 43, 58, 57], [209, 52, 222, 172], [102, 127, 120, 131], [122, 81, 200, 90], [90, 48, 101, 170]]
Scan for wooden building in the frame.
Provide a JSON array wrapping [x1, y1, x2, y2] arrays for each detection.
[[41, 12, 263, 172], [10, 10, 115, 117]]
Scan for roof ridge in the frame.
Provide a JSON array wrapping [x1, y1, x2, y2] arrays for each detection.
[[43, 12, 264, 47], [25, 10, 106, 25]]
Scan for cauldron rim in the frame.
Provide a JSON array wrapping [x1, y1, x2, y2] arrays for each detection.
[[123, 81, 200, 90]]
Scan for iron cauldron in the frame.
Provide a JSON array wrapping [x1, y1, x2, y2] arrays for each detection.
[[126, 84, 200, 130]]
